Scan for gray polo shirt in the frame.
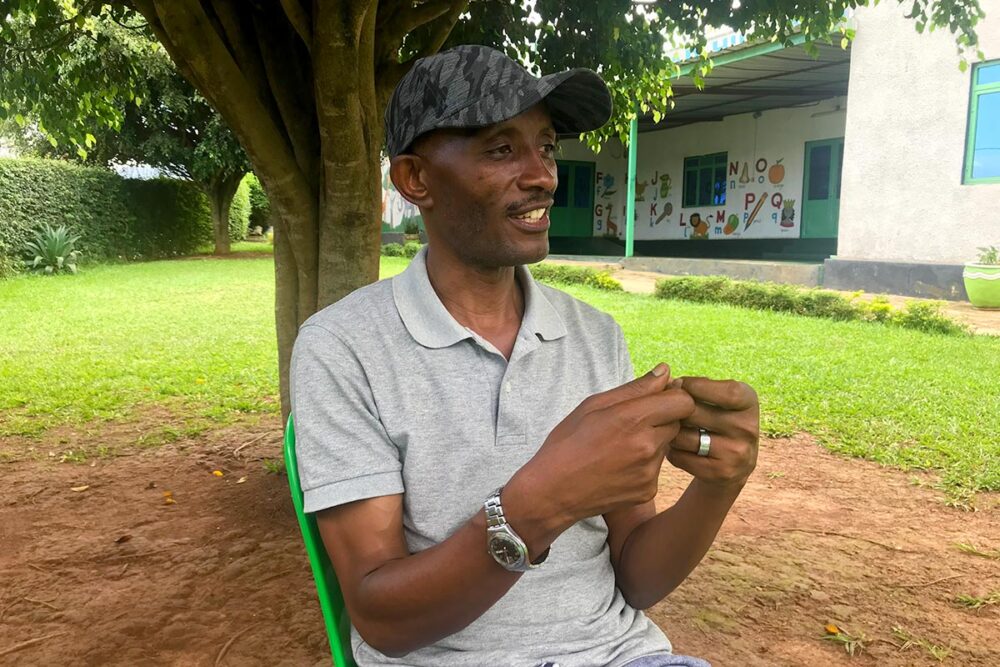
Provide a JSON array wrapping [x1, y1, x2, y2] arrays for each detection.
[[289, 246, 671, 666]]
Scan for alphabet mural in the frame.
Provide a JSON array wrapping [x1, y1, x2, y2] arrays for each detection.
[[725, 155, 797, 239]]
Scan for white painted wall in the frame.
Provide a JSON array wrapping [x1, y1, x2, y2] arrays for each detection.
[[558, 99, 847, 241], [838, 2, 1000, 264]]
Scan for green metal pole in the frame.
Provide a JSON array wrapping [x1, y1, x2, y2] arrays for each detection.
[[625, 114, 638, 259]]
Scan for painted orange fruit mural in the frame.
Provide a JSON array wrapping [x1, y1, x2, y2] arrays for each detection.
[[768, 159, 785, 184]]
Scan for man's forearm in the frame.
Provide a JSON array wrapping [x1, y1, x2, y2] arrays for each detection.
[[342, 479, 566, 656], [615, 479, 743, 610]]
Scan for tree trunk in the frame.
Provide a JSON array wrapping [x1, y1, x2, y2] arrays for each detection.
[[132, 0, 452, 423], [205, 173, 244, 256]]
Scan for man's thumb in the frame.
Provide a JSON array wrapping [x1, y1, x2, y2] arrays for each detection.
[[628, 363, 672, 394]]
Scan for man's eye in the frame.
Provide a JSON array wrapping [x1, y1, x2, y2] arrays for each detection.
[[488, 145, 513, 156], [542, 143, 558, 157]]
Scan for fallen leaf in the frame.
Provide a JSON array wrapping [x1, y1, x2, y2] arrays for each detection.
[[70, 485, 90, 492], [212, 470, 224, 477], [164, 497, 176, 505], [825, 623, 841, 635], [163, 490, 175, 505], [114, 534, 132, 544], [195, 378, 206, 384], [236, 476, 248, 484]]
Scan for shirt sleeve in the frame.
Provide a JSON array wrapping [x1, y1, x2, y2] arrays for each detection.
[[615, 323, 636, 385], [289, 323, 404, 513]]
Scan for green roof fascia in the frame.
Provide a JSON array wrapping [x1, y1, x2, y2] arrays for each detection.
[[673, 32, 811, 78]]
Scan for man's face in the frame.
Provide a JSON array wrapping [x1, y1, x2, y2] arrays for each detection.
[[408, 103, 558, 268]]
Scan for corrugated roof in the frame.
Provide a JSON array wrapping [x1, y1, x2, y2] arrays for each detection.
[[640, 41, 851, 131]]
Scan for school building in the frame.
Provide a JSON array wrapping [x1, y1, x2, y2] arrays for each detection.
[[382, 2, 1000, 300]]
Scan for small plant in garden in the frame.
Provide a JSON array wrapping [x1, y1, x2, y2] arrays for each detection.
[[403, 219, 420, 235], [954, 591, 1000, 610], [22, 223, 82, 275], [262, 458, 285, 475], [821, 623, 866, 657], [954, 542, 1000, 560], [975, 245, 999, 265], [891, 626, 951, 661]]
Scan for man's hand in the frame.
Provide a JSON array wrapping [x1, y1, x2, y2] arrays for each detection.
[[503, 363, 695, 547], [666, 377, 760, 490]]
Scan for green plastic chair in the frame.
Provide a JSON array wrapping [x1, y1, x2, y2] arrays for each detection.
[[284, 416, 358, 667]]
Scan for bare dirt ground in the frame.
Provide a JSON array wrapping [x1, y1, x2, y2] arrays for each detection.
[[544, 259, 1000, 336], [1, 417, 998, 666]]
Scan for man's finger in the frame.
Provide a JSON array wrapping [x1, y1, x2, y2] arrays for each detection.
[[675, 377, 757, 411], [679, 402, 752, 439], [670, 426, 715, 455], [611, 388, 695, 428], [586, 363, 673, 411]]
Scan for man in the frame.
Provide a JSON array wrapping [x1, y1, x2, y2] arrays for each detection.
[[290, 45, 759, 666]]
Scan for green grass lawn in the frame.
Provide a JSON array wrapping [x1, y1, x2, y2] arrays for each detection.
[[1, 254, 997, 498]]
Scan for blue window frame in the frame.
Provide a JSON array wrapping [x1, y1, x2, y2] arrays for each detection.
[[964, 60, 1000, 184]]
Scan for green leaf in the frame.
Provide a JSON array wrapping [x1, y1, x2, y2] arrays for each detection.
[[14, 113, 26, 128], [959, 59, 969, 73], [841, 37, 849, 50]]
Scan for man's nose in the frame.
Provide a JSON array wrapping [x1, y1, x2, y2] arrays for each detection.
[[518, 149, 557, 193]]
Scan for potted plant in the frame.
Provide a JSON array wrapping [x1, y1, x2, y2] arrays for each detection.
[[964, 245, 1000, 309]]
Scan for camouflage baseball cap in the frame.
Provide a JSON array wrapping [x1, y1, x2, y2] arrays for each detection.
[[385, 44, 613, 158]]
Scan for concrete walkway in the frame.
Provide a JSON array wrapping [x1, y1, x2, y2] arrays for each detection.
[[545, 256, 1000, 336]]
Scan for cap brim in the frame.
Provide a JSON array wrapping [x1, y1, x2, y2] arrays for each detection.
[[536, 68, 614, 135]]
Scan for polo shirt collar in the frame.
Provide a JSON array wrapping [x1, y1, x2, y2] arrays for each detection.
[[392, 246, 567, 349]]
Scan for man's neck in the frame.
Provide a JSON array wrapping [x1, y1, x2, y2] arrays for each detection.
[[424, 245, 524, 350]]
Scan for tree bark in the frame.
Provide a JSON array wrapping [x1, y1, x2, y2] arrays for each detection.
[[204, 172, 244, 256]]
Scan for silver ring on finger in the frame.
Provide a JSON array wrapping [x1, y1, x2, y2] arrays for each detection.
[[697, 428, 712, 457]]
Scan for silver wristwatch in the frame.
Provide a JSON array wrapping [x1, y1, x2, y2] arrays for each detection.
[[484, 487, 549, 572]]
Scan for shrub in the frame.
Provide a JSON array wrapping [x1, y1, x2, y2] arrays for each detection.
[[228, 176, 251, 241], [403, 241, 423, 258], [654, 275, 968, 335], [890, 301, 968, 336], [381, 242, 405, 257], [22, 223, 82, 275], [246, 173, 271, 232], [403, 219, 420, 235], [529, 263, 623, 291], [0, 157, 216, 273]]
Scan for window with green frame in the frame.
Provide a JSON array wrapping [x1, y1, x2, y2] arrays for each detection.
[[682, 152, 728, 207], [964, 59, 1000, 184]]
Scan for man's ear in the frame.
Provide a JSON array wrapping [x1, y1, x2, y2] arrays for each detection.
[[389, 155, 433, 210]]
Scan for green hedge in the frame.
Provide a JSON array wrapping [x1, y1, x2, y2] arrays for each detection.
[[654, 275, 968, 336], [0, 158, 243, 277], [229, 176, 251, 241], [246, 172, 271, 231], [528, 263, 624, 292]]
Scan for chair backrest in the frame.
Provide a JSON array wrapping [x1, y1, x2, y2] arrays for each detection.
[[283, 416, 357, 667]]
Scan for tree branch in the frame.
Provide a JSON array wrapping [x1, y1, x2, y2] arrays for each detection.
[[252, 6, 319, 194], [279, 0, 312, 53], [132, 0, 317, 271], [415, 0, 468, 59]]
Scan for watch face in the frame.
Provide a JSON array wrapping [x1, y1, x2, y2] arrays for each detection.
[[489, 535, 524, 566]]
